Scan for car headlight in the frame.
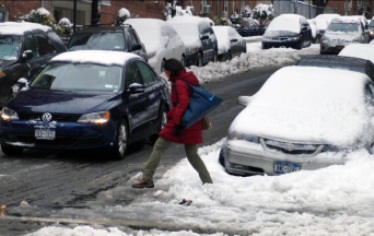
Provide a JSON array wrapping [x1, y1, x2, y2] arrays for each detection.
[[228, 131, 260, 143], [186, 47, 198, 55], [78, 111, 110, 124], [1, 107, 19, 121]]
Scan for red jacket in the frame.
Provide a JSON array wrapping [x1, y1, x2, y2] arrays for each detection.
[[159, 70, 203, 144]]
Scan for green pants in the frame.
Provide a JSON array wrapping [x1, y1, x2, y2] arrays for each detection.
[[142, 137, 213, 184]]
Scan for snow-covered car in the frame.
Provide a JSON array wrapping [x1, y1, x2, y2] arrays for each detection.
[[262, 14, 313, 50], [167, 16, 218, 67], [338, 43, 374, 63], [320, 16, 370, 54], [0, 22, 67, 107], [297, 55, 374, 81], [0, 50, 171, 158], [125, 18, 185, 74], [212, 26, 246, 61], [219, 66, 374, 176], [314, 13, 340, 41]]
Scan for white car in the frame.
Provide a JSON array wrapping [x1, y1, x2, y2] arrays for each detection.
[[314, 13, 340, 41], [219, 66, 374, 176], [212, 25, 246, 61], [125, 18, 185, 74], [338, 43, 374, 63]]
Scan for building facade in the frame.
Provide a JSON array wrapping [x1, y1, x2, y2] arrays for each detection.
[[0, 0, 372, 26]]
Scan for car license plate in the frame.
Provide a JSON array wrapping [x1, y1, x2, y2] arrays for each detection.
[[35, 129, 55, 140], [336, 46, 344, 50], [274, 161, 301, 174]]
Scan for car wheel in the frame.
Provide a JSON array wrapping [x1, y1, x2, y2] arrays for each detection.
[[228, 50, 232, 60], [218, 148, 225, 167], [1, 144, 23, 156], [150, 106, 167, 144], [111, 120, 128, 160], [212, 51, 217, 62], [197, 53, 203, 67]]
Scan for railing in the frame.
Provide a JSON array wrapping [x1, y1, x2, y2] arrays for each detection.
[[273, 0, 338, 19]]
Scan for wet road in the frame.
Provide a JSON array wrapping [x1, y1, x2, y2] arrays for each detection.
[[0, 67, 279, 235]]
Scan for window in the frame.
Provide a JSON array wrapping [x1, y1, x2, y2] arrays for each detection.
[[136, 61, 155, 85], [23, 34, 38, 57], [125, 62, 143, 89], [35, 34, 52, 56]]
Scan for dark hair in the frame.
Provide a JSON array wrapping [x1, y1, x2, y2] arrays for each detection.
[[163, 58, 185, 75]]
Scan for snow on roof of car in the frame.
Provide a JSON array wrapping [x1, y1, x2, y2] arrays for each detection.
[[0, 21, 51, 35], [339, 44, 374, 64], [265, 14, 304, 34], [230, 66, 371, 146], [51, 50, 141, 66], [331, 16, 362, 24]]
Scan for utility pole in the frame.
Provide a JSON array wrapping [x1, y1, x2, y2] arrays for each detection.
[[91, 0, 100, 26]]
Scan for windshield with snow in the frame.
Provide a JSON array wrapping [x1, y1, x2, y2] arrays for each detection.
[[68, 32, 126, 51]]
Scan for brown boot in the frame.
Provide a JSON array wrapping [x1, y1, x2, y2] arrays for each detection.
[[131, 178, 154, 189]]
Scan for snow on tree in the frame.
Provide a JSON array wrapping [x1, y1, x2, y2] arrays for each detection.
[[175, 5, 194, 16], [117, 8, 130, 25], [252, 3, 274, 25]]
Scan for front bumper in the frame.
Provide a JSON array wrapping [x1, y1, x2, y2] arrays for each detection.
[[320, 39, 355, 54], [0, 119, 117, 151], [222, 140, 344, 176], [262, 39, 302, 49]]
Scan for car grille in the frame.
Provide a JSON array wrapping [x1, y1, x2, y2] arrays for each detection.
[[18, 112, 81, 122], [264, 139, 321, 155], [10, 134, 106, 148]]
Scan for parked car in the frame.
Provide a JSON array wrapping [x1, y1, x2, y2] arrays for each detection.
[[320, 16, 370, 54], [369, 19, 374, 41], [68, 24, 147, 61], [219, 66, 374, 176], [338, 43, 374, 64], [0, 50, 171, 159], [314, 13, 340, 42], [235, 18, 263, 37], [212, 26, 247, 61], [297, 55, 374, 81], [167, 16, 218, 67], [262, 14, 312, 50], [0, 22, 67, 107], [125, 18, 185, 74]]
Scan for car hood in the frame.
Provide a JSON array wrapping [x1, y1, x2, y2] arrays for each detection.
[[8, 89, 121, 114], [0, 59, 16, 68]]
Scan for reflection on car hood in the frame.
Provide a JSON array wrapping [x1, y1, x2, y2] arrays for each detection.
[[8, 89, 121, 114], [264, 31, 299, 38]]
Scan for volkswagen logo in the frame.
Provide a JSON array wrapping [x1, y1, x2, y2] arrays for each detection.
[[42, 113, 53, 122]]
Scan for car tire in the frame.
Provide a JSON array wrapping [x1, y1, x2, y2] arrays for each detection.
[[150, 106, 167, 144], [197, 53, 203, 67], [1, 144, 23, 156], [218, 148, 225, 167], [212, 51, 217, 62], [228, 50, 232, 60], [111, 120, 128, 160]]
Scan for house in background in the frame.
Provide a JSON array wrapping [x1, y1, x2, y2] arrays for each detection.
[[0, 0, 371, 25]]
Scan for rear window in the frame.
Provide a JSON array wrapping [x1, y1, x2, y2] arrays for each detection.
[[68, 32, 126, 51]]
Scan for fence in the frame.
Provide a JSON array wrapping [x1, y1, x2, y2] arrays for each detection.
[[273, 0, 338, 19]]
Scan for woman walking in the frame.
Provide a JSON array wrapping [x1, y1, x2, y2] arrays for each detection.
[[132, 59, 213, 189]]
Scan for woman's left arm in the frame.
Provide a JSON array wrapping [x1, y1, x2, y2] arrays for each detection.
[[173, 80, 190, 126]]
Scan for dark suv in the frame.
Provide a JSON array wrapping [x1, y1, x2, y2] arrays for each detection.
[[68, 24, 147, 60], [0, 22, 67, 107]]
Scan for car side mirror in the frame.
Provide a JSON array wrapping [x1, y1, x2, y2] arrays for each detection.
[[128, 83, 145, 93], [12, 77, 29, 95], [130, 44, 142, 51], [238, 96, 253, 106], [201, 35, 209, 40], [22, 50, 34, 61]]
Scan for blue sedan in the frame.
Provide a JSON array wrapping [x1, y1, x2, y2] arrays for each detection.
[[0, 50, 170, 159]]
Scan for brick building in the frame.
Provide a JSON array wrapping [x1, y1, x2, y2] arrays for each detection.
[[0, 0, 372, 26]]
